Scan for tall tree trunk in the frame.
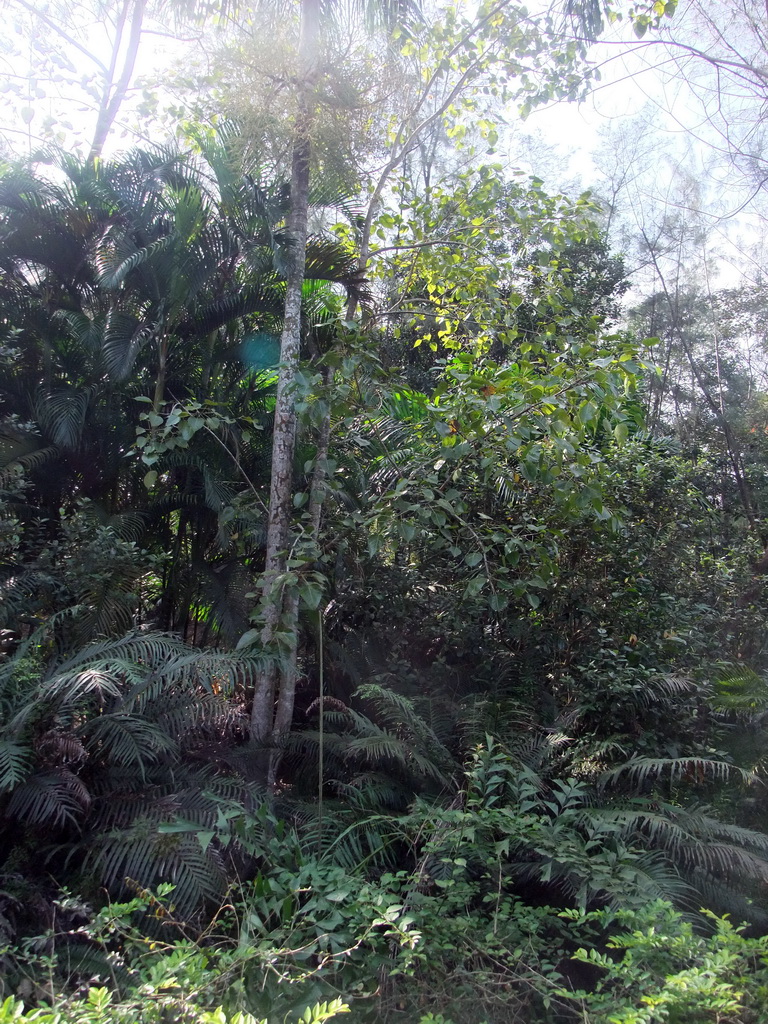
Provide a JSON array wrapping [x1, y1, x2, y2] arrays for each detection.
[[307, 364, 333, 538], [251, 0, 320, 747], [266, 363, 333, 785]]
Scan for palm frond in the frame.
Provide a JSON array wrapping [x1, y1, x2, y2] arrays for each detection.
[[76, 503, 148, 543], [96, 235, 175, 290], [35, 387, 92, 449], [6, 770, 90, 827], [51, 310, 104, 353], [709, 663, 768, 714], [304, 237, 370, 304], [0, 439, 58, 483], [0, 569, 58, 629], [102, 310, 153, 380], [190, 280, 285, 335]]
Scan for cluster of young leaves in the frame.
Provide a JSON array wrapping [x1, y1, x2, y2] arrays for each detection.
[[372, 166, 612, 352]]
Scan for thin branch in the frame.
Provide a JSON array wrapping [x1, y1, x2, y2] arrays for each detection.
[[10, 0, 108, 75]]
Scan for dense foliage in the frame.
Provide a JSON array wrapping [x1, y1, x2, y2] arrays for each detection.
[[2, 1, 768, 1022]]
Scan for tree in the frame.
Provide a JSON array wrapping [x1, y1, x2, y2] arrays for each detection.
[[0, 0, 241, 160], [247, 0, 631, 780], [566, 1, 768, 260], [249, 0, 429, 769]]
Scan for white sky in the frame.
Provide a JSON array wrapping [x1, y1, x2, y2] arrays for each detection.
[[520, 6, 768, 292], [4, 0, 764, 294]]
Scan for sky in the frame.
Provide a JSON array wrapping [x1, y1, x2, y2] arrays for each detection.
[[3, 0, 765, 294], [523, 4, 768, 292]]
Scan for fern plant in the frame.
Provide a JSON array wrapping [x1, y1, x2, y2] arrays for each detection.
[[359, 733, 768, 921], [0, 628, 271, 916]]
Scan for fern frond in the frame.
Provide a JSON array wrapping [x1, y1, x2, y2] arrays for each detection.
[[334, 772, 414, 812], [0, 739, 31, 791], [6, 770, 90, 826], [79, 714, 177, 776], [600, 757, 755, 789], [343, 732, 448, 783], [90, 825, 227, 915]]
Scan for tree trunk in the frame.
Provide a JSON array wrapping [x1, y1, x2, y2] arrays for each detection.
[[251, 0, 320, 748], [88, 0, 147, 162], [307, 364, 333, 538], [265, 363, 333, 784]]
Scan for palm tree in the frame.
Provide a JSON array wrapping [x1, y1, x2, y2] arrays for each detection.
[[0, 132, 362, 645]]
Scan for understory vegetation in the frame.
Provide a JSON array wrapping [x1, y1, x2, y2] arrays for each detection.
[[3, 0, 768, 1021]]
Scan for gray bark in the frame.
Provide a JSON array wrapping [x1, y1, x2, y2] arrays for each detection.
[[251, 0, 320, 745], [88, 0, 147, 162]]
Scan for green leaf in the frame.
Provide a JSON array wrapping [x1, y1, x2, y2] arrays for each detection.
[[237, 629, 261, 650], [197, 830, 215, 854], [464, 577, 486, 598], [298, 582, 323, 610]]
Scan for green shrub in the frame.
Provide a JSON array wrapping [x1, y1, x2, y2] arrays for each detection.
[[0, 992, 348, 1024], [557, 900, 768, 1023]]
